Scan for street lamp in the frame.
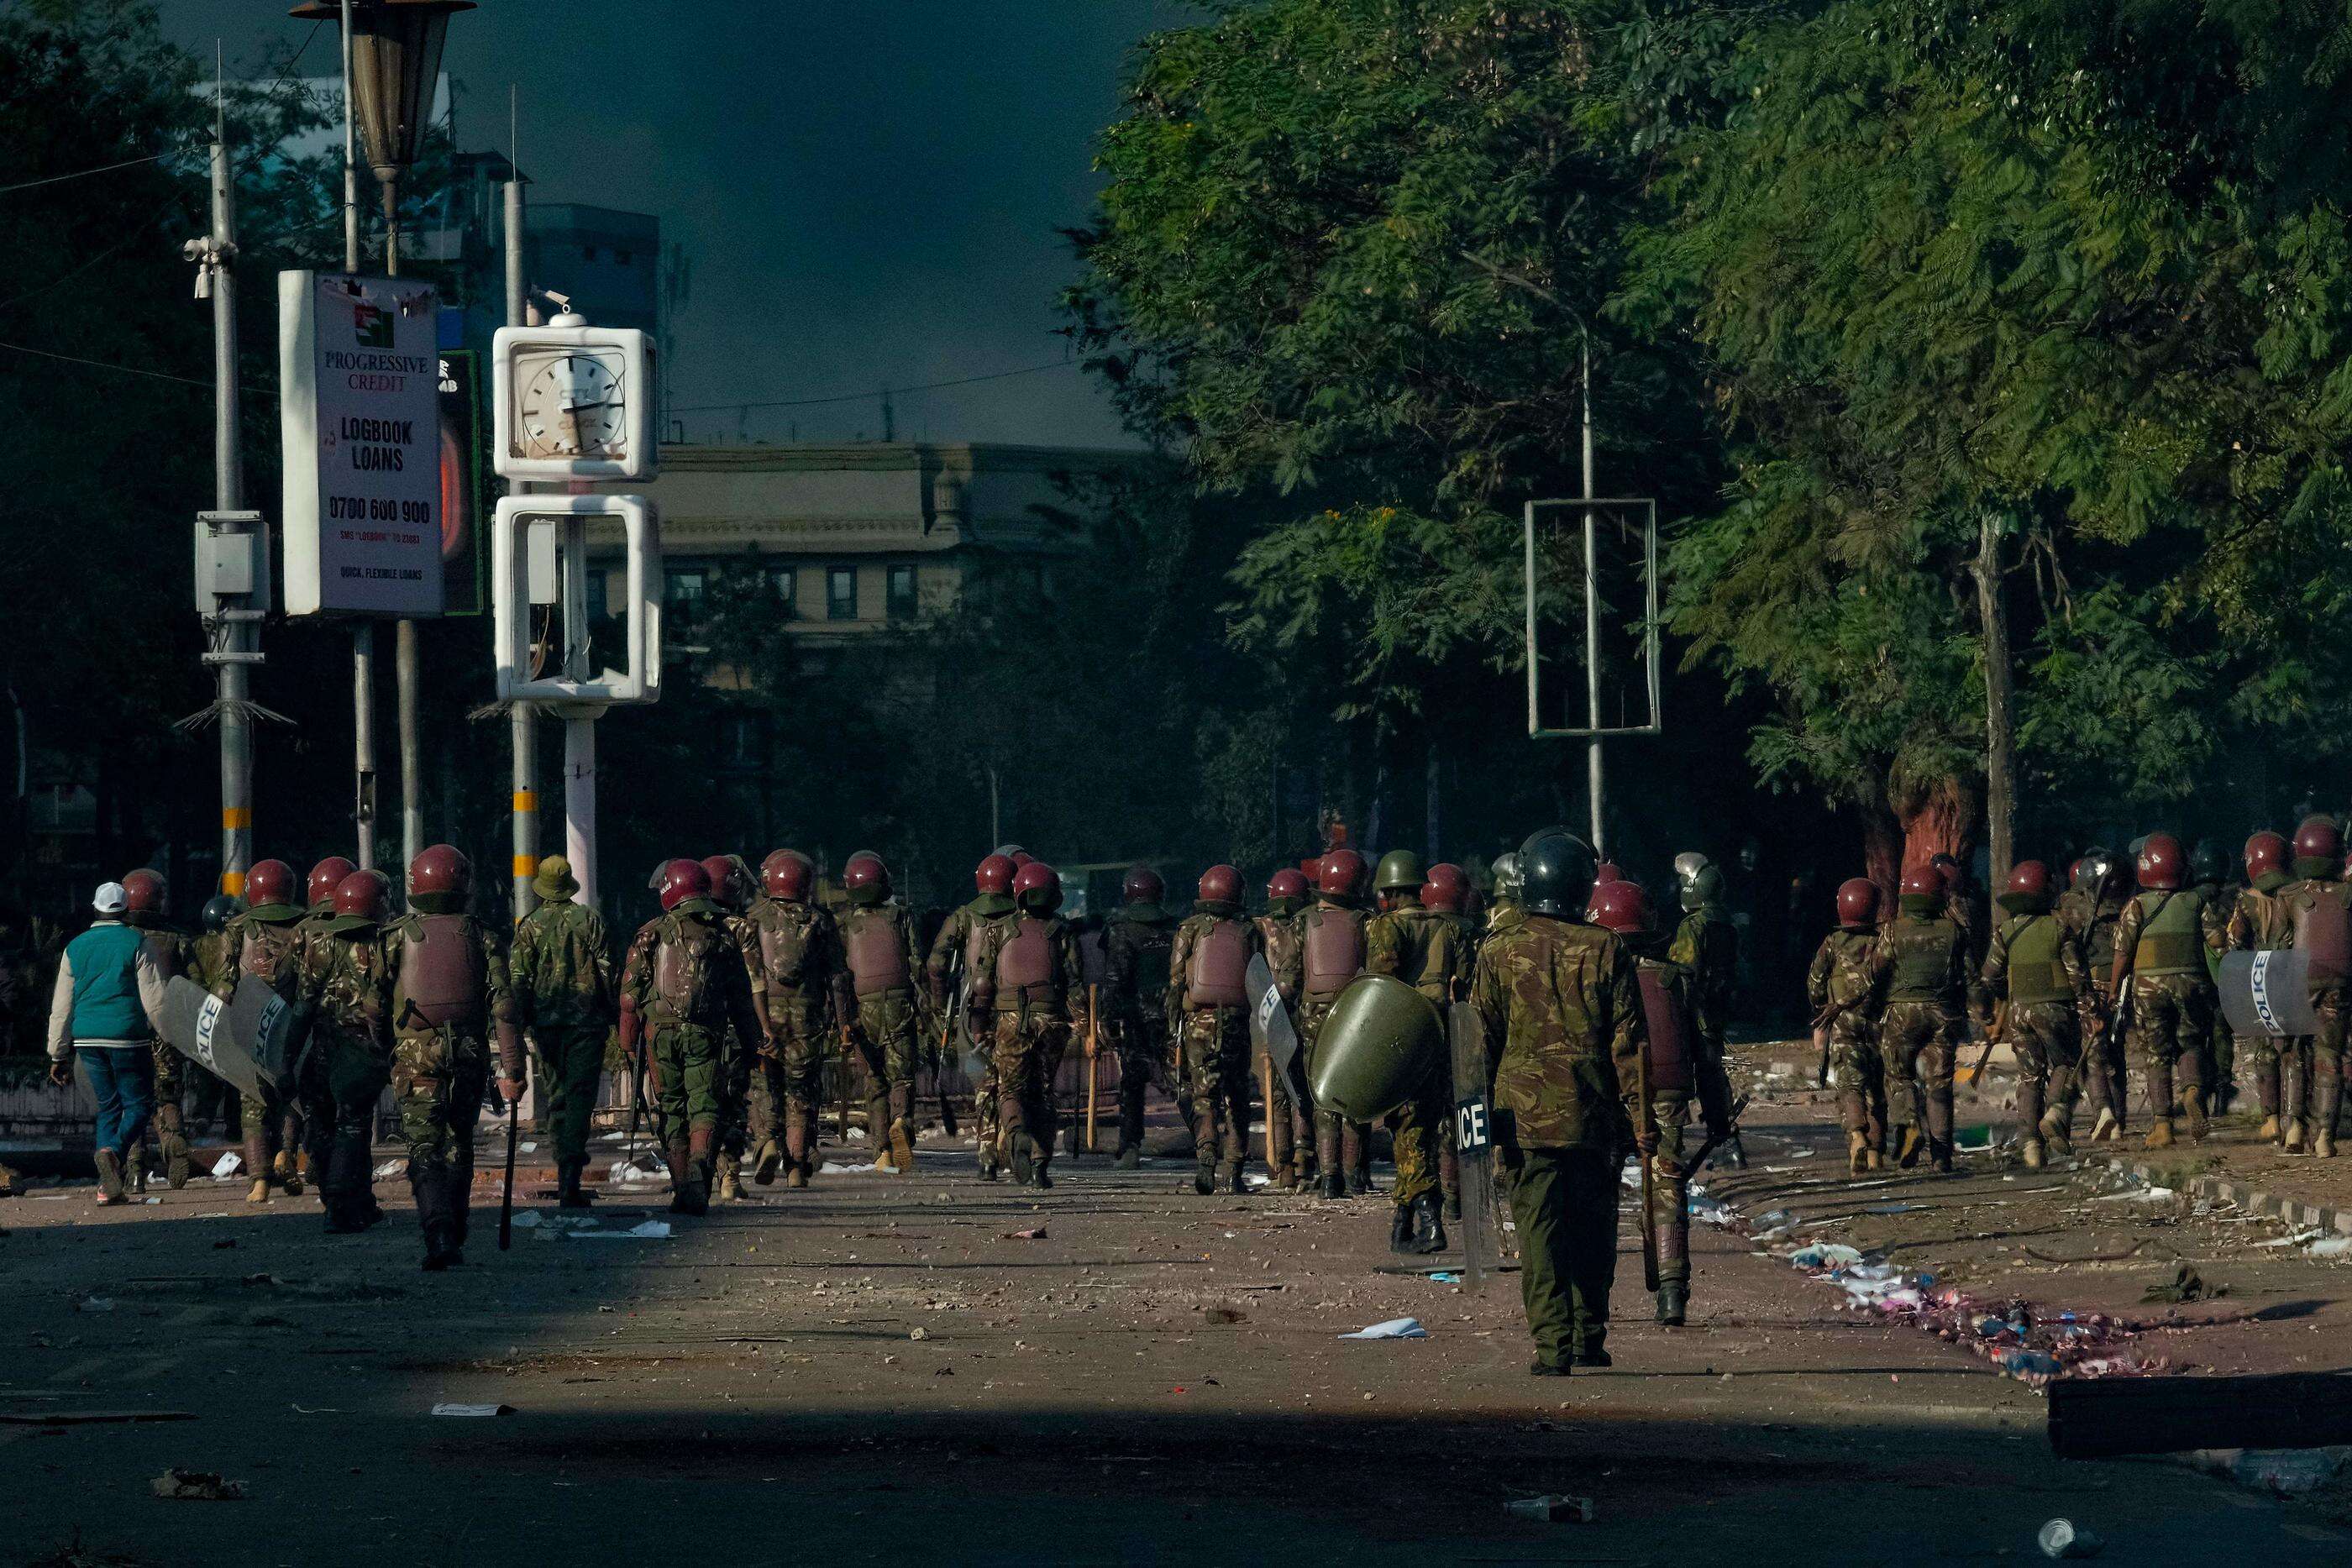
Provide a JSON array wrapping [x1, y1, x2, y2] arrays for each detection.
[[290, 0, 474, 276]]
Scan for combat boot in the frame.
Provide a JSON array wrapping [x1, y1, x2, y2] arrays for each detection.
[[1846, 1130, 1869, 1176], [127, 1144, 148, 1195], [2315, 1077, 2342, 1159], [1389, 1203, 1415, 1255], [1656, 1282, 1688, 1327], [714, 1153, 743, 1203], [752, 1138, 782, 1186], [1893, 1127, 1924, 1168], [286, 1148, 308, 1196], [669, 1137, 706, 1215], [246, 1176, 271, 1204], [1221, 1161, 1245, 1196], [2286, 1118, 2308, 1154], [92, 1150, 125, 1206], [158, 1104, 192, 1190], [2089, 1107, 2120, 1145], [2144, 1118, 2175, 1150], [2020, 1137, 2045, 1170], [890, 1122, 916, 1177], [2318, 1127, 2339, 1158], [558, 1157, 596, 1209], [1115, 1146, 1141, 1170], [787, 1163, 811, 1189], [1319, 1169, 1347, 1201], [1865, 1145, 1887, 1171], [1011, 1138, 1035, 1188], [1407, 1192, 1446, 1255], [2183, 1088, 2209, 1142], [2260, 1114, 2282, 1143], [1030, 1158, 1053, 1191], [1194, 1153, 1217, 1197], [2038, 1112, 2073, 1158], [1571, 1337, 1611, 1368]]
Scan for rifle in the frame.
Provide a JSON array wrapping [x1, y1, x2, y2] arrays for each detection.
[[1677, 1093, 1752, 1180], [496, 1093, 518, 1251]]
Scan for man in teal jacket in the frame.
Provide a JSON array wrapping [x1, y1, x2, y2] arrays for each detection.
[[46, 881, 171, 1204]]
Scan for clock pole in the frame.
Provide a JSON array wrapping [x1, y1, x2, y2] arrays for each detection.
[[505, 165, 539, 925]]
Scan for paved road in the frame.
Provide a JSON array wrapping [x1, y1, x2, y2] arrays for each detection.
[[4, 1138, 2346, 1567]]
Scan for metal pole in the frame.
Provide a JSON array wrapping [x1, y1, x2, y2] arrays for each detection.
[[383, 174, 424, 877], [565, 716, 597, 909], [208, 123, 252, 898], [341, 0, 376, 872], [1582, 334, 1604, 858], [506, 175, 538, 921]]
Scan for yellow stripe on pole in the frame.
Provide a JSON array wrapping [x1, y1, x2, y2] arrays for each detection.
[[222, 807, 252, 829], [221, 870, 247, 897], [513, 854, 540, 878], [512, 790, 538, 812]]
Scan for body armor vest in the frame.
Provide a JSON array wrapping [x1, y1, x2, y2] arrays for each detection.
[[1302, 906, 1365, 997], [758, 909, 812, 988], [398, 913, 485, 1029], [996, 917, 1054, 995], [653, 917, 726, 1020], [1186, 920, 1247, 1007], [2004, 915, 2071, 1005], [2292, 881, 2352, 984], [844, 911, 911, 996], [1636, 960, 1694, 1093], [2129, 891, 2204, 978], [1887, 919, 1958, 1002]]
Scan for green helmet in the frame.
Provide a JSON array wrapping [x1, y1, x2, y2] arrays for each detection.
[[1373, 849, 1425, 894], [1679, 862, 1725, 912]]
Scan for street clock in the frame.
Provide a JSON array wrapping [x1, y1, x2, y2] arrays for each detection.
[[492, 318, 656, 481]]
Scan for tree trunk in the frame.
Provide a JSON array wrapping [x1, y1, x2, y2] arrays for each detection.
[[1899, 774, 1977, 875], [1861, 793, 1905, 914], [1976, 513, 2016, 890]]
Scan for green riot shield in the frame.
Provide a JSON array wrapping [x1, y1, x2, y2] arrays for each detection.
[[1448, 1000, 1496, 1292], [1306, 973, 1444, 1123]]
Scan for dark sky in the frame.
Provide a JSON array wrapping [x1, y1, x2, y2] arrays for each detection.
[[160, 1, 1189, 448]]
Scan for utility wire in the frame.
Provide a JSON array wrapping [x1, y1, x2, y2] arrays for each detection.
[[0, 152, 170, 197], [0, 338, 274, 396], [670, 357, 1078, 415]]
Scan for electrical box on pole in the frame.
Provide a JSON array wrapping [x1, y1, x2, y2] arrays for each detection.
[[196, 511, 270, 617]]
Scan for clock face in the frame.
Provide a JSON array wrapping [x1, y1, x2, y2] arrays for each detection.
[[516, 350, 627, 460]]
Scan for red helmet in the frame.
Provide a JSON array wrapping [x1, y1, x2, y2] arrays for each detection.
[[332, 868, 386, 923], [2135, 832, 2184, 890], [1122, 865, 1164, 905], [761, 850, 812, 901], [2003, 860, 2052, 910], [1010, 850, 1037, 868], [1316, 848, 1366, 899], [974, 853, 1016, 897], [1593, 861, 1624, 887], [409, 843, 471, 899], [1197, 864, 1242, 905], [2294, 816, 2343, 873], [2244, 831, 2288, 884], [246, 858, 296, 909], [1931, 853, 1966, 893], [842, 851, 889, 905], [1266, 867, 1307, 907], [1012, 860, 1063, 913], [1835, 877, 1879, 929], [699, 855, 749, 910], [1422, 862, 1467, 913], [307, 856, 359, 909], [657, 857, 711, 911], [1586, 878, 1651, 936], [1899, 867, 1940, 905], [122, 868, 166, 915]]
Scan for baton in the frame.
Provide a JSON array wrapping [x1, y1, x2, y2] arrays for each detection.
[[1677, 1093, 1753, 1180], [497, 1092, 518, 1251]]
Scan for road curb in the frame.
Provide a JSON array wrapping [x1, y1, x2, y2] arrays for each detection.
[[2097, 1153, 2352, 1238]]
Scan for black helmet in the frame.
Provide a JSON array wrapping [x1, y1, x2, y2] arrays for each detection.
[[201, 894, 244, 935], [1519, 831, 1599, 919], [2188, 838, 2228, 888]]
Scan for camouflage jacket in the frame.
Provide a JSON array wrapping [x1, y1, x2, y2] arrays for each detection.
[[2225, 882, 2292, 952], [619, 904, 764, 1045], [1469, 912, 1644, 1151], [1102, 910, 1178, 1027], [292, 927, 396, 1055], [971, 911, 1085, 1017], [1252, 912, 1301, 1004], [1667, 909, 1737, 1031], [926, 899, 1011, 1004], [1805, 929, 1881, 1020], [1979, 912, 2087, 1017], [509, 896, 615, 1027], [220, 912, 307, 1003], [747, 895, 848, 1027], [1365, 903, 1470, 1004], [720, 910, 769, 1018], [2060, 894, 2128, 997], [1870, 912, 1980, 1012], [1167, 910, 1263, 1020], [187, 930, 239, 998]]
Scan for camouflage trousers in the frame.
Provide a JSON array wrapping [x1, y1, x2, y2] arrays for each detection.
[[992, 1004, 1070, 1168], [2007, 1000, 2082, 1137], [1827, 1014, 1884, 1148], [970, 1024, 1002, 1172], [1300, 994, 1371, 1182], [299, 1028, 391, 1224], [1179, 1005, 1252, 1172], [1387, 1063, 1452, 1208], [532, 1022, 607, 1164], [2303, 989, 2348, 1141], [648, 1021, 725, 1135], [391, 1025, 489, 1198], [1879, 1001, 1959, 1154], [749, 1011, 828, 1171], [849, 990, 921, 1152], [1645, 1089, 1694, 1288], [1508, 1144, 1620, 1366], [1115, 1015, 1186, 1154], [2123, 973, 2215, 1120], [150, 1037, 185, 1107]]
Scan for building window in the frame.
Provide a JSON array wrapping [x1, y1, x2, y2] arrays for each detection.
[[666, 568, 706, 620], [827, 566, 858, 621], [769, 566, 796, 617], [886, 564, 917, 621], [585, 569, 608, 621]]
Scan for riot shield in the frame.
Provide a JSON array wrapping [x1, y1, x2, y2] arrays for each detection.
[[1246, 953, 1306, 1101], [1447, 1000, 1496, 1292], [2218, 949, 2320, 1039], [157, 974, 297, 1101], [1306, 973, 1444, 1123]]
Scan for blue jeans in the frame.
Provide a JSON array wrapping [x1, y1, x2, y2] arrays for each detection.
[[79, 1045, 156, 1160]]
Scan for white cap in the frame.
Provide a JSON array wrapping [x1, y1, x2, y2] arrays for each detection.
[[92, 881, 129, 915]]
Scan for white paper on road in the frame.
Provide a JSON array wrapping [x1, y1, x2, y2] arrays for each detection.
[[1338, 1317, 1429, 1340], [211, 1151, 243, 1178]]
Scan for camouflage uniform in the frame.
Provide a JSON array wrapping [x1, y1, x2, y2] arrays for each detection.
[[509, 894, 615, 1175], [185, 926, 242, 1135], [1471, 911, 1644, 1369], [2111, 888, 2217, 1138], [1297, 898, 1373, 1191], [1870, 906, 1981, 1168], [2224, 876, 2294, 1137], [126, 911, 187, 1187], [218, 906, 310, 1194], [385, 903, 521, 1249], [1167, 905, 1263, 1188], [927, 895, 1014, 1174], [2197, 879, 2239, 1109], [1252, 908, 1311, 1183], [2062, 889, 2130, 1133], [838, 899, 927, 1172], [748, 892, 848, 1183], [1667, 905, 1738, 1077], [289, 923, 396, 1230], [1806, 927, 1885, 1160], [2276, 872, 2352, 1151], [971, 908, 1084, 1179], [1104, 905, 1185, 1161], [1633, 944, 1728, 1296], [1978, 910, 2088, 1151], [619, 899, 764, 1205], [711, 905, 769, 1187], [1363, 901, 1467, 1208]]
